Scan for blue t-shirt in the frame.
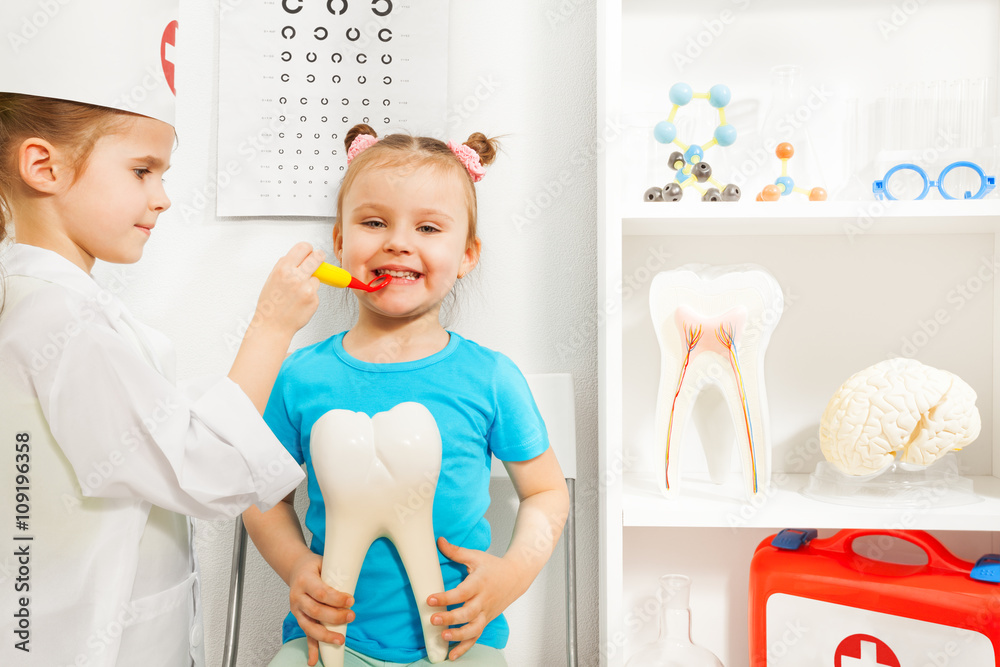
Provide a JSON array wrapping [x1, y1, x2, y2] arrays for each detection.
[[263, 331, 549, 662]]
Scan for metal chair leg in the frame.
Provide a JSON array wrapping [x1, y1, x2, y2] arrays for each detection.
[[565, 478, 578, 667], [221, 517, 248, 667]]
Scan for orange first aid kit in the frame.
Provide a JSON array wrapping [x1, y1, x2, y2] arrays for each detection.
[[749, 529, 1000, 666]]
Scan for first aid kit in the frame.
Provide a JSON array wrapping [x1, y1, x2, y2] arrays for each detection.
[[749, 528, 1000, 666]]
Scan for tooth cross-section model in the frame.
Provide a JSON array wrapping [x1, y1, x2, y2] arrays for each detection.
[[820, 358, 981, 476], [650, 265, 784, 500], [310, 402, 449, 666]]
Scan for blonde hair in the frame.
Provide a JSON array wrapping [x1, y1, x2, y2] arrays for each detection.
[[335, 123, 499, 250], [0, 94, 139, 245]]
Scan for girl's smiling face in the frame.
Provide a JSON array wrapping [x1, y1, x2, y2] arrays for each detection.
[[334, 162, 480, 324]]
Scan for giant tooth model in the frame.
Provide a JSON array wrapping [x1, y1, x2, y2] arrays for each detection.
[[310, 402, 449, 666]]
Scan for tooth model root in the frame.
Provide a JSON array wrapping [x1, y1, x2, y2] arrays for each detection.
[[650, 266, 783, 501], [310, 403, 450, 666]]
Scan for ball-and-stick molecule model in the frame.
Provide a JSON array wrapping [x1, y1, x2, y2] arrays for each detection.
[[756, 142, 827, 201], [644, 83, 741, 203]]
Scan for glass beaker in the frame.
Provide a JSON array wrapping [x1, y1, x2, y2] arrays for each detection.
[[625, 575, 725, 667]]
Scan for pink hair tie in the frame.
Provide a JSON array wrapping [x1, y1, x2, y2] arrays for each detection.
[[447, 140, 486, 183], [347, 133, 379, 163]]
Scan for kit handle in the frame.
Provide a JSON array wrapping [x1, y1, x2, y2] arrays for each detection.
[[814, 529, 971, 576]]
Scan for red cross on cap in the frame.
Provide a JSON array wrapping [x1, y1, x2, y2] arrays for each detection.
[[161, 20, 178, 95]]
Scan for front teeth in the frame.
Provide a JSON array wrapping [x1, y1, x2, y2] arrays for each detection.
[[310, 402, 449, 666], [375, 269, 420, 280], [649, 264, 784, 500]]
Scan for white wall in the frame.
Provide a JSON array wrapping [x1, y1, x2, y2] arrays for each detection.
[[92, 1, 598, 665]]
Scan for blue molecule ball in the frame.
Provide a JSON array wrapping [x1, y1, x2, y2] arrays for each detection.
[[775, 176, 795, 195], [714, 124, 737, 147], [653, 121, 677, 144], [669, 83, 693, 106], [708, 84, 731, 108], [683, 145, 704, 163]]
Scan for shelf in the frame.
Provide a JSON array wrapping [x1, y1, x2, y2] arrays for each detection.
[[622, 199, 1000, 235], [623, 471, 1000, 531]]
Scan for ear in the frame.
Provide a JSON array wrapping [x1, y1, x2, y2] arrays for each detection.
[[17, 138, 63, 194], [332, 223, 344, 262], [458, 237, 481, 278]]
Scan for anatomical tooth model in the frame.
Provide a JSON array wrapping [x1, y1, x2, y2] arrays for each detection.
[[649, 265, 784, 501], [819, 358, 981, 477], [310, 402, 449, 667]]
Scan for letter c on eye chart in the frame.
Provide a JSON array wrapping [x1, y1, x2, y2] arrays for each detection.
[[217, 0, 451, 216]]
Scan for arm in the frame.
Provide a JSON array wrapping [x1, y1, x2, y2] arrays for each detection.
[[243, 492, 355, 667], [5, 244, 325, 518], [228, 242, 324, 413], [428, 447, 569, 660]]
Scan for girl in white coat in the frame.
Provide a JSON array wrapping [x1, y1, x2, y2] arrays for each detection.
[[0, 94, 323, 666]]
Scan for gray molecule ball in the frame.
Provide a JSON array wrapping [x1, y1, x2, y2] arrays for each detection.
[[643, 186, 664, 202], [692, 161, 712, 182], [668, 151, 686, 171], [702, 187, 722, 202], [721, 184, 741, 201], [662, 182, 683, 202]]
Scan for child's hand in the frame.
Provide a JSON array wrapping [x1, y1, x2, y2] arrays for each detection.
[[288, 551, 355, 667], [427, 536, 527, 661], [252, 242, 325, 337]]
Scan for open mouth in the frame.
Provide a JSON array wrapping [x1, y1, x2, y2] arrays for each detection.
[[373, 268, 422, 281]]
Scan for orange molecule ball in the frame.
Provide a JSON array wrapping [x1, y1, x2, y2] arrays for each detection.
[[775, 142, 794, 159], [809, 187, 828, 201], [760, 184, 781, 201]]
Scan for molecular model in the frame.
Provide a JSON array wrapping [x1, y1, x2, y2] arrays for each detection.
[[644, 83, 741, 203], [756, 142, 827, 201]]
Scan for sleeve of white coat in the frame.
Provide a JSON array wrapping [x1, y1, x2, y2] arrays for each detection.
[[12, 288, 304, 519]]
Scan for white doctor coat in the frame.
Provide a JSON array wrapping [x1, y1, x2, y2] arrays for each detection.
[[0, 244, 306, 666]]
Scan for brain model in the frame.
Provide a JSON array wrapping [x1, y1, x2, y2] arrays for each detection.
[[819, 358, 981, 476]]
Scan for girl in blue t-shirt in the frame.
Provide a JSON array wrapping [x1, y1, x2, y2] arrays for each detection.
[[244, 123, 570, 667]]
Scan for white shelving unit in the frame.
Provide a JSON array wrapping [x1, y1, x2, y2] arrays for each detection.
[[598, 1, 1000, 665]]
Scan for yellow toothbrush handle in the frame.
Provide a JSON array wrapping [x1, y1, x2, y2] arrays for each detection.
[[312, 262, 352, 288]]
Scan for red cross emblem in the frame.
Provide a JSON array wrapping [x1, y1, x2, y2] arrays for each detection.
[[834, 634, 901, 667], [161, 20, 178, 95]]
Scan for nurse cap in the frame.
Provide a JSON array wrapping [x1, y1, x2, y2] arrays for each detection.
[[0, 0, 178, 125]]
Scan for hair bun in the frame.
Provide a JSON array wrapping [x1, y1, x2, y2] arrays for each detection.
[[344, 123, 378, 152], [464, 132, 499, 167]]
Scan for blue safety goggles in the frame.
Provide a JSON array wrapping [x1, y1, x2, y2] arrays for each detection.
[[873, 161, 996, 200]]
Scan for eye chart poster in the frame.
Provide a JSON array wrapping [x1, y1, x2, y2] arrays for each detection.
[[217, 1, 449, 217]]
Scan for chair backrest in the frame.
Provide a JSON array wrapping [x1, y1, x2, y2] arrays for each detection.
[[490, 373, 576, 479]]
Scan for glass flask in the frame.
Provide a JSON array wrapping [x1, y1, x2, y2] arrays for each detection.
[[625, 575, 724, 667], [756, 65, 826, 196]]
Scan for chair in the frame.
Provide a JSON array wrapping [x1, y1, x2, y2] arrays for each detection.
[[222, 373, 578, 667]]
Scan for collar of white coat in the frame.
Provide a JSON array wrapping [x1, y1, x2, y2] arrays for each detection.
[[2, 243, 127, 322]]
